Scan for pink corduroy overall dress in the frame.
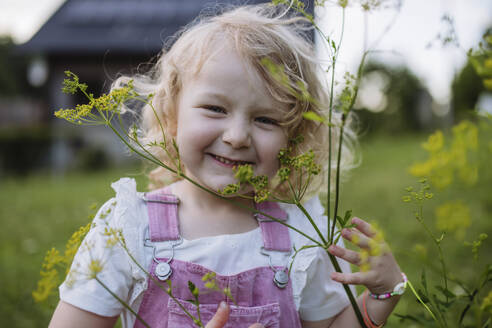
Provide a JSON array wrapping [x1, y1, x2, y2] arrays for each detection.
[[134, 188, 302, 328]]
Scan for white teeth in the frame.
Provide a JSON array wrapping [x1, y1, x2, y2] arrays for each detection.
[[214, 155, 247, 165]]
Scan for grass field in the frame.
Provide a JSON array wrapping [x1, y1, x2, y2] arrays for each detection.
[[0, 132, 490, 327]]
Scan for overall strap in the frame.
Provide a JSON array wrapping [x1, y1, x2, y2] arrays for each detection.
[[144, 188, 180, 242], [255, 202, 291, 252]]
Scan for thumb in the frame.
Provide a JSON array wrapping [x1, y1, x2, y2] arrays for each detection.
[[249, 324, 265, 328], [205, 302, 230, 328]]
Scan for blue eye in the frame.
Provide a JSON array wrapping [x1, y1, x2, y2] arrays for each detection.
[[202, 105, 226, 113], [256, 117, 278, 125]]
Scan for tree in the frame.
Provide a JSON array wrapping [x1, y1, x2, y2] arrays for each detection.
[[0, 36, 32, 96], [353, 61, 432, 135]]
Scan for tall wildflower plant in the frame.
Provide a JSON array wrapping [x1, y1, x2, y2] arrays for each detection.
[[396, 31, 492, 327], [399, 119, 492, 327], [37, 1, 408, 327]]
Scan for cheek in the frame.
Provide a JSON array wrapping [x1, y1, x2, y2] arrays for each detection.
[[176, 117, 220, 158], [257, 132, 287, 172]]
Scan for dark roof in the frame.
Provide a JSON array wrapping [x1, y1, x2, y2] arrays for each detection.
[[17, 0, 297, 56]]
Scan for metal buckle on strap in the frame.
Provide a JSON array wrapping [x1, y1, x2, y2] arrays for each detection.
[[253, 213, 276, 223], [143, 195, 180, 205], [144, 227, 183, 281], [260, 246, 292, 289]]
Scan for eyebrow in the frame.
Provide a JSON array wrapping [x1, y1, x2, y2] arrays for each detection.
[[197, 91, 231, 106]]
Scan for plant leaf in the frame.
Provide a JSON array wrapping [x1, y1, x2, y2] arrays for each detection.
[[343, 210, 352, 225], [188, 281, 199, 297], [303, 111, 325, 123]]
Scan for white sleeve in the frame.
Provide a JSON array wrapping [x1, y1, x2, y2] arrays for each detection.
[[59, 197, 134, 317], [298, 242, 353, 321], [286, 195, 354, 321]]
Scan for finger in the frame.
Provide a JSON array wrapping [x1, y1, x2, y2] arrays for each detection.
[[341, 228, 371, 249], [328, 244, 361, 265], [351, 217, 376, 238], [249, 324, 265, 328], [331, 271, 374, 286], [205, 302, 229, 328]]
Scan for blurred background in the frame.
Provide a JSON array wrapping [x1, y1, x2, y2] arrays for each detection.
[[0, 0, 490, 327]]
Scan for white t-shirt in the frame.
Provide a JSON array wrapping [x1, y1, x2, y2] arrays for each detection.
[[60, 178, 352, 327]]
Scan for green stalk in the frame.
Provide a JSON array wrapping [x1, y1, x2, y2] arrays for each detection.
[[107, 123, 175, 172], [288, 244, 318, 273], [178, 173, 325, 247], [295, 189, 365, 327], [406, 280, 439, 323], [330, 115, 346, 241], [296, 202, 328, 246], [458, 288, 478, 326], [118, 241, 201, 325], [95, 276, 151, 328], [330, 48, 366, 241], [415, 204, 449, 327], [417, 203, 449, 302], [106, 115, 324, 247], [326, 8, 346, 241], [325, 250, 367, 327], [194, 294, 203, 327]]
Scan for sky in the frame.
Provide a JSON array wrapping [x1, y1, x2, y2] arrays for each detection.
[[0, 0, 65, 43], [315, 0, 492, 105], [0, 0, 491, 104]]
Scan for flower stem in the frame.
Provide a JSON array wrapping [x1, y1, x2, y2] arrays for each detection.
[[95, 276, 151, 328], [330, 115, 346, 243], [406, 280, 439, 323], [118, 242, 201, 325], [324, 249, 367, 328], [296, 202, 328, 246]]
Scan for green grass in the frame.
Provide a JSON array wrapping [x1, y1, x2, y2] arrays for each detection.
[[0, 132, 490, 327], [341, 133, 492, 326], [0, 167, 147, 327]]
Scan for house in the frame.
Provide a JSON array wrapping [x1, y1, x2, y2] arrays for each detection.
[[17, 0, 312, 172]]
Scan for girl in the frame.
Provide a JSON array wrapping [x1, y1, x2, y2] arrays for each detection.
[[50, 4, 404, 328]]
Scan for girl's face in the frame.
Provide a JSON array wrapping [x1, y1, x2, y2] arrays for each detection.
[[174, 47, 288, 193]]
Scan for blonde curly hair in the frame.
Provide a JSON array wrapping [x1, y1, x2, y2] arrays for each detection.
[[112, 3, 357, 199]]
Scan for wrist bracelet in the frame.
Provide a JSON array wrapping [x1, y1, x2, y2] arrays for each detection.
[[363, 290, 385, 328], [369, 272, 407, 300]]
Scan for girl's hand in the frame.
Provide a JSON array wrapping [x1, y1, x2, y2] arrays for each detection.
[[327, 217, 403, 295], [205, 302, 264, 328]]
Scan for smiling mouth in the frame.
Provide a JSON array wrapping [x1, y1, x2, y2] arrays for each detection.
[[209, 154, 253, 166]]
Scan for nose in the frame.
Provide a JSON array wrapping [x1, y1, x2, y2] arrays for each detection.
[[222, 118, 251, 149]]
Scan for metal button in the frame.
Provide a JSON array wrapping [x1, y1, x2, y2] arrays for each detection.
[[155, 262, 172, 281], [274, 270, 289, 289]]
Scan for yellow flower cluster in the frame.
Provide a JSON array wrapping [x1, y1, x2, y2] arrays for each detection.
[[220, 164, 271, 203], [435, 201, 471, 240], [202, 272, 234, 301], [352, 222, 386, 272], [469, 33, 492, 91], [32, 222, 91, 302], [88, 259, 104, 280], [465, 233, 488, 261], [55, 71, 139, 125], [401, 179, 434, 204], [409, 120, 478, 189], [102, 226, 124, 248]]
